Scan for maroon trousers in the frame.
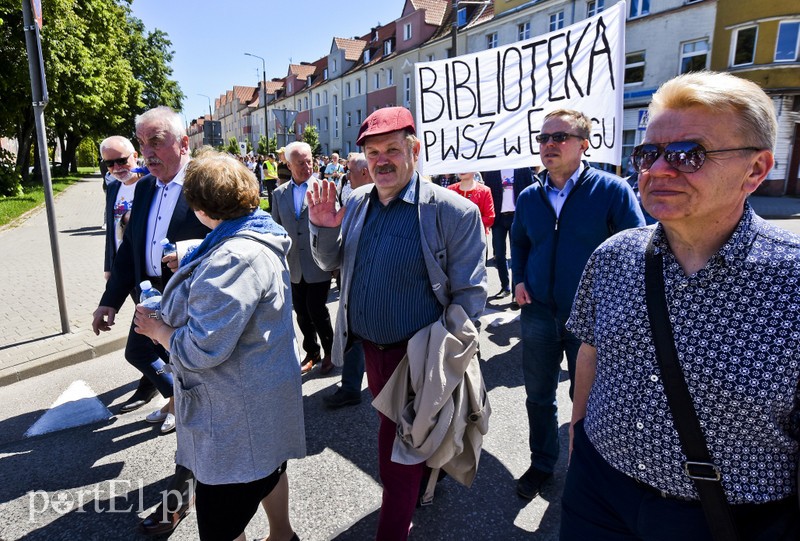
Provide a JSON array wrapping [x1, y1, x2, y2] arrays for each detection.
[[363, 341, 426, 541]]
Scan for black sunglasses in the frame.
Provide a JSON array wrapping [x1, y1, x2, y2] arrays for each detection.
[[535, 132, 584, 144], [102, 156, 131, 168], [630, 142, 760, 173]]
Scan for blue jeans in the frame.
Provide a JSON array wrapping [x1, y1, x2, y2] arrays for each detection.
[[340, 341, 365, 394], [520, 302, 580, 472]]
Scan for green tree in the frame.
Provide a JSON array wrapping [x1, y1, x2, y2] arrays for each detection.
[[302, 125, 321, 156], [0, 0, 183, 185], [226, 136, 240, 155], [246, 139, 253, 154], [257, 135, 268, 155]]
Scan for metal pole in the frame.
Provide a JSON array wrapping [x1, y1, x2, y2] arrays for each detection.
[[21, 0, 70, 334], [245, 53, 269, 152], [451, 0, 458, 58]]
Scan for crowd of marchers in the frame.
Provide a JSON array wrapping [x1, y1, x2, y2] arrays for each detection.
[[93, 70, 799, 541]]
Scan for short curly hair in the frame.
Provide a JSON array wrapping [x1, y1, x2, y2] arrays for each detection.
[[183, 149, 260, 220]]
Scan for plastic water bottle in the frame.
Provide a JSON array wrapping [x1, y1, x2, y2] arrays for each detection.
[[139, 280, 162, 319], [160, 238, 177, 258]]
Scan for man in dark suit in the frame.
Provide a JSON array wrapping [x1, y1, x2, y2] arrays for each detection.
[[92, 107, 210, 536], [481, 168, 534, 300], [92, 107, 210, 421], [272, 141, 335, 375], [100, 136, 141, 282]]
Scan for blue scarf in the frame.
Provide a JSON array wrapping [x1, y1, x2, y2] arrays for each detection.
[[181, 208, 287, 266]]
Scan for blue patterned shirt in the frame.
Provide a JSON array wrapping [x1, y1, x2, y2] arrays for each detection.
[[568, 204, 800, 503]]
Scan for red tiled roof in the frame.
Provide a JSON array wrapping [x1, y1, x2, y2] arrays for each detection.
[[410, 0, 449, 26], [288, 64, 317, 80], [233, 85, 258, 104], [333, 37, 368, 61]]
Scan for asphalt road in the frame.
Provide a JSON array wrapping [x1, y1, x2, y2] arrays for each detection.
[[0, 278, 572, 541]]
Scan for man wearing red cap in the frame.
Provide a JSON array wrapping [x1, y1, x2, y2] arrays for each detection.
[[307, 107, 488, 540]]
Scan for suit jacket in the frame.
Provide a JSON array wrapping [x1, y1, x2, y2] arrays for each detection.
[[104, 180, 122, 273], [100, 174, 211, 311], [481, 168, 534, 216], [271, 177, 331, 284]]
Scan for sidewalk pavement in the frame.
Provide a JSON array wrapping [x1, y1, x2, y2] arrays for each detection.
[[1, 176, 799, 387]]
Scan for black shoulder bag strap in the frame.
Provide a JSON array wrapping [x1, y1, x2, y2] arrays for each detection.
[[644, 235, 740, 541]]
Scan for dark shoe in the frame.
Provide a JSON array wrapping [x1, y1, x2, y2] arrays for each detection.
[[119, 386, 158, 413], [137, 496, 194, 536], [300, 353, 320, 375], [516, 466, 552, 500], [510, 299, 520, 310], [319, 355, 335, 375], [323, 388, 362, 409], [495, 288, 511, 298]]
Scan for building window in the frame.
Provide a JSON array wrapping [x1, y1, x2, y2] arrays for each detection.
[[387, 68, 394, 85], [775, 21, 800, 62], [304, 97, 308, 109], [334, 96, 339, 137], [404, 74, 411, 107], [315, 93, 320, 107], [356, 109, 362, 124], [324, 117, 329, 131], [625, 51, 645, 84], [457, 7, 467, 28], [732, 26, 757, 66], [316, 118, 320, 131], [324, 90, 328, 104], [549, 11, 564, 32], [404, 23, 412, 41], [356, 78, 362, 94], [332, 59, 337, 72], [384, 40, 393, 56], [426, 53, 435, 62], [345, 82, 351, 98], [323, 68, 328, 80], [587, 0, 605, 17], [287, 82, 293, 93], [487, 32, 498, 49], [364, 50, 371, 63], [374, 72, 381, 89], [680, 39, 709, 74], [629, 0, 649, 18], [346, 112, 352, 127], [622, 130, 637, 175], [518, 22, 530, 41]]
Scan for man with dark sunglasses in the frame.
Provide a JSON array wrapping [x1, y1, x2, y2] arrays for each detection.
[[99, 136, 141, 281], [510, 108, 644, 501], [563, 72, 800, 539]]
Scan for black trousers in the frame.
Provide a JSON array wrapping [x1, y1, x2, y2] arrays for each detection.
[[561, 420, 800, 540], [195, 462, 286, 541], [291, 277, 333, 358]]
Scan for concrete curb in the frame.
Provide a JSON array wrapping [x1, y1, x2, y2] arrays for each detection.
[[0, 331, 127, 387]]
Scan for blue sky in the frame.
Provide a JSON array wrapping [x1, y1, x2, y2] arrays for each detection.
[[129, 0, 404, 124]]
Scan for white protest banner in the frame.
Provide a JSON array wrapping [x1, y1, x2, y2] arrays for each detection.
[[415, 1, 626, 175]]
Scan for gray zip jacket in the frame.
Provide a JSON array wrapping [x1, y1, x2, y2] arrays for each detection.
[[309, 174, 488, 366]]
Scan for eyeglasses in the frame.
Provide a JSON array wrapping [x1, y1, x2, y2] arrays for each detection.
[[535, 132, 584, 144], [102, 156, 131, 168], [630, 142, 760, 173]]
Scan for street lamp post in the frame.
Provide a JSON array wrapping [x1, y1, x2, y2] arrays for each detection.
[[198, 93, 213, 121], [244, 52, 269, 153]]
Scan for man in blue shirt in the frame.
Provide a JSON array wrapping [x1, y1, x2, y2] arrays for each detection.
[[564, 71, 799, 540], [510, 108, 644, 500], [307, 107, 487, 540]]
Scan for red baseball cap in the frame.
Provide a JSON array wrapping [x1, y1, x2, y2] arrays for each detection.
[[356, 107, 416, 146]]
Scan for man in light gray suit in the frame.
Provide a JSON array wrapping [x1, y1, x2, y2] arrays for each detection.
[[271, 141, 334, 375]]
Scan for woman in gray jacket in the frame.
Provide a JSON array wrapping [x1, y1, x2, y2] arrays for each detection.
[[134, 151, 305, 541]]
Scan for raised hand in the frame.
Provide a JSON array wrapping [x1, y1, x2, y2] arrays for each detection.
[[307, 179, 345, 228]]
